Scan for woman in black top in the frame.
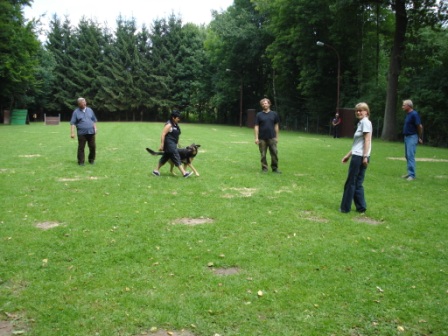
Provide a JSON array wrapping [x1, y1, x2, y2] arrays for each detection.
[[152, 111, 192, 178]]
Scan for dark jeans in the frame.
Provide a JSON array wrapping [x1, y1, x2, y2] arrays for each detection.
[[333, 125, 340, 138], [258, 138, 278, 171], [340, 155, 368, 213], [77, 134, 96, 164]]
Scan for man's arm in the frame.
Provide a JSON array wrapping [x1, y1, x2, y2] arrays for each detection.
[[417, 124, 423, 144], [70, 124, 76, 138], [254, 125, 259, 144]]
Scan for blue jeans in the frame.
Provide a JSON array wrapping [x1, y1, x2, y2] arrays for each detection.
[[340, 155, 368, 213], [404, 134, 418, 178]]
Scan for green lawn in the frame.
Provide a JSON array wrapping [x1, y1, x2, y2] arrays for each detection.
[[1, 122, 447, 336]]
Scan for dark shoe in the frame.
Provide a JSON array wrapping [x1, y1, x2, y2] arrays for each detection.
[[339, 208, 349, 213], [273, 169, 282, 174], [183, 172, 192, 178], [152, 170, 160, 176], [78, 162, 85, 166], [89, 161, 95, 165]]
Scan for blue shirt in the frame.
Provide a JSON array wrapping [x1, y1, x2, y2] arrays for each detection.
[[403, 110, 421, 136], [70, 107, 97, 135]]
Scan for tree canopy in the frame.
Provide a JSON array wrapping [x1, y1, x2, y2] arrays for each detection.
[[2, 0, 448, 145]]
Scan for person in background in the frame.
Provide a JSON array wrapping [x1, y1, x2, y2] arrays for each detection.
[[254, 98, 281, 173], [70, 97, 97, 166], [402, 100, 423, 181], [332, 112, 342, 138], [152, 110, 192, 178], [340, 102, 372, 213]]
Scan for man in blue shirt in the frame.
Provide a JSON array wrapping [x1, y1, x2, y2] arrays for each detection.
[[70, 98, 98, 166], [402, 100, 423, 181]]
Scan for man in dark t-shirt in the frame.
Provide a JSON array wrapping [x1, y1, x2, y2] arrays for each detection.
[[254, 98, 281, 173]]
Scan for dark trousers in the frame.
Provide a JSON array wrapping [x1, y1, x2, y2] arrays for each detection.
[[340, 155, 368, 212], [258, 139, 278, 171], [77, 134, 96, 164], [333, 125, 340, 138]]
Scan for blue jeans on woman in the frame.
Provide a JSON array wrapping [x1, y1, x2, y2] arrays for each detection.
[[340, 155, 368, 213], [404, 134, 418, 178]]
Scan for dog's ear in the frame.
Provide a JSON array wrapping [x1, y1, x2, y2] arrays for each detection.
[[197, 144, 201, 148]]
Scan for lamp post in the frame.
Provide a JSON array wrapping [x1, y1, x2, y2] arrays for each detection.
[[316, 41, 341, 111], [226, 68, 243, 127]]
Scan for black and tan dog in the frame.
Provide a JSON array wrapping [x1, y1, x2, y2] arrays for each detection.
[[146, 143, 201, 176]]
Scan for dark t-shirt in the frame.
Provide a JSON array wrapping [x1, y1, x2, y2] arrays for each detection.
[[403, 110, 421, 136], [164, 120, 181, 152], [255, 110, 280, 139]]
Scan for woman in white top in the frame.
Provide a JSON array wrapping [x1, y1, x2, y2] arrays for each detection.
[[340, 102, 372, 213]]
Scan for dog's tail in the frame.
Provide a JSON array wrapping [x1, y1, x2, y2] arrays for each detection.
[[146, 148, 164, 156]]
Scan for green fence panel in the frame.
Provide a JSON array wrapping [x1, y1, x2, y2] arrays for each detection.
[[11, 109, 28, 125]]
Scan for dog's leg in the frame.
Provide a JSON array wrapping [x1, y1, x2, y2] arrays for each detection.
[[170, 162, 177, 176], [188, 163, 200, 176]]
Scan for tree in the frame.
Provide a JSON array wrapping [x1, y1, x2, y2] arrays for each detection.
[[381, 0, 447, 140], [0, 0, 40, 110]]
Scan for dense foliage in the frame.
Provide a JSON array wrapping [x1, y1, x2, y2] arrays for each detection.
[[1, 0, 447, 145]]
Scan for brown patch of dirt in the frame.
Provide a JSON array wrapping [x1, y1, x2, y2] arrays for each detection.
[[172, 218, 214, 226], [222, 187, 257, 197], [299, 211, 329, 223], [0, 312, 27, 336], [355, 216, 383, 225], [212, 267, 240, 276], [387, 157, 448, 162], [140, 329, 196, 336], [57, 176, 100, 182], [35, 221, 60, 230], [0, 321, 13, 336], [18, 154, 41, 158]]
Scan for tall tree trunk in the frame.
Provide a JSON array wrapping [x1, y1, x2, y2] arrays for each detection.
[[381, 0, 408, 141]]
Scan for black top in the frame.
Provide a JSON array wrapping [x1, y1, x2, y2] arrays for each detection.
[[255, 111, 280, 139]]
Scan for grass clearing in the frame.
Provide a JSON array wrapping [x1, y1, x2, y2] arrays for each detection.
[[0, 122, 447, 335]]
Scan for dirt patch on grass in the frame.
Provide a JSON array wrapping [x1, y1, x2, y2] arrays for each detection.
[[0, 321, 13, 336], [299, 211, 329, 223], [140, 329, 196, 336], [18, 154, 41, 158], [222, 187, 257, 198], [212, 267, 240, 276], [355, 216, 383, 225], [172, 218, 214, 226], [57, 176, 100, 182], [35, 221, 60, 230], [387, 157, 448, 162], [0, 312, 27, 336]]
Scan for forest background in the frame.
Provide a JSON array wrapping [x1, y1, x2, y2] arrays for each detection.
[[1, 0, 448, 146]]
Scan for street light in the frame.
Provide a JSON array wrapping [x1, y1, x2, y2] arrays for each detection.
[[316, 41, 341, 111], [226, 68, 243, 127]]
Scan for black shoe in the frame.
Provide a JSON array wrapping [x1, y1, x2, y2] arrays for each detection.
[[89, 161, 95, 165], [78, 162, 85, 166], [273, 169, 282, 174]]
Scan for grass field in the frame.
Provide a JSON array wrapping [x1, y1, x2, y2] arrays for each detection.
[[0, 122, 447, 336]]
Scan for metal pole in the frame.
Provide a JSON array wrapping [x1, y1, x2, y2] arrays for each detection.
[[317, 41, 341, 111]]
